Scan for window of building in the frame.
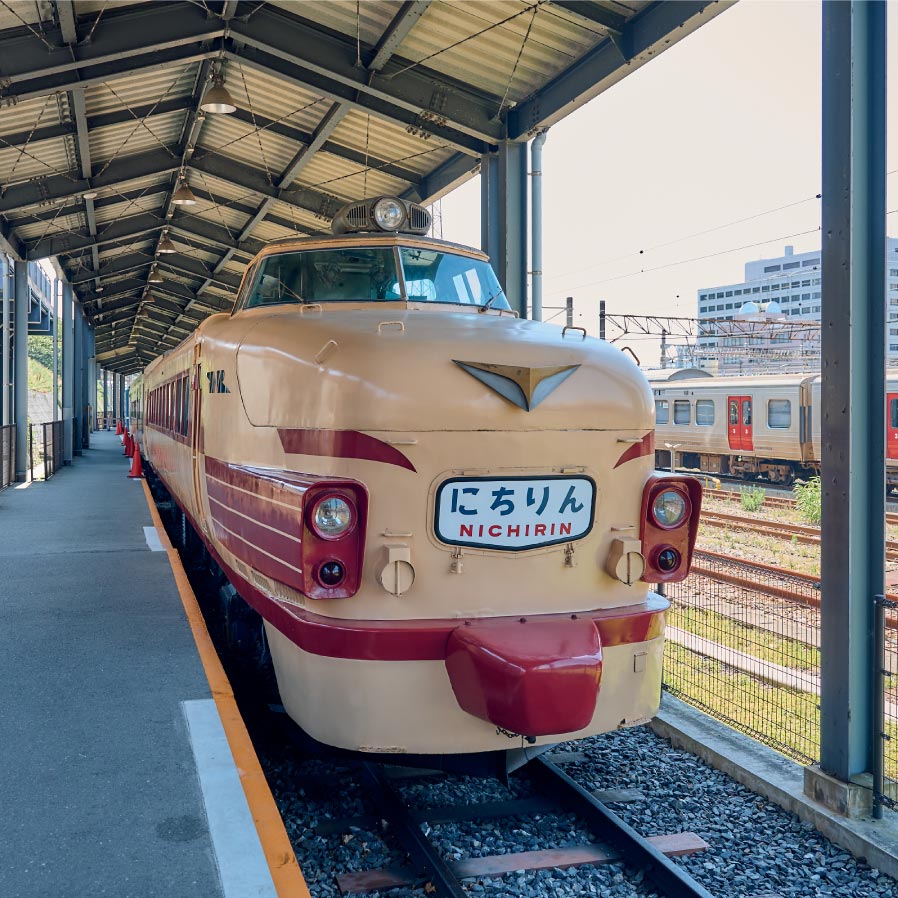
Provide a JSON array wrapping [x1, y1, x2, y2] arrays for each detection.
[[783, 261, 800, 270], [725, 290, 733, 297], [813, 305, 821, 313], [674, 400, 691, 425], [725, 303, 734, 309], [801, 293, 811, 300], [890, 327, 898, 336], [802, 258, 820, 267], [752, 286, 761, 293], [761, 285, 769, 292], [790, 281, 800, 288], [764, 265, 781, 273], [734, 289, 742, 296], [716, 292, 724, 299], [768, 399, 791, 428], [813, 278, 821, 285], [801, 279, 810, 287], [890, 268, 898, 277], [813, 291, 821, 298], [655, 399, 669, 424], [695, 399, 714, 426], [891, 344, 898, 352]]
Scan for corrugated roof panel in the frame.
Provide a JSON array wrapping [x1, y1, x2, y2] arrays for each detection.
[[178, 201, 253, 235], [398, 1, 604, 104], [0, 92, 70, 138], [88, 111, 185, 164], [269, 0, 399, 46], [13, 213, 86, 242], [85, 64, 200, 116], [296, 151, 409, 202], [333, 111, 456, 177], [198, 115, 301, 179], [89, 170, 174, 202], [93, 192, 165, 226], [251, 213, 322, 244], [0, 138, 75, 186], [220, 61, 332, 132], [184, 169, 258, 206]]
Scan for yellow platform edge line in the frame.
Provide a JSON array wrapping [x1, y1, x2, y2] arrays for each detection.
[[141, 478, 311, 898]]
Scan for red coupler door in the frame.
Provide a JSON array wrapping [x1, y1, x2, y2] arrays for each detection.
[[445, 618, 602, 737]]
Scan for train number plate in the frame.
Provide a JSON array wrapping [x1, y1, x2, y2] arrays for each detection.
[[434, 475, 596, 552]]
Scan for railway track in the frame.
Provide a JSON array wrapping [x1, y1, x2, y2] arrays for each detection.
[[707, 488, 898, 524], [332, 756, 714, 898], [700, 509, 898, 560]]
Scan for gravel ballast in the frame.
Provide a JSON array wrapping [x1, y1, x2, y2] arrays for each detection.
[[259, 724, 898, 898]]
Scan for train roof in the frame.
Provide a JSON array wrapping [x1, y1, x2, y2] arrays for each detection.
[[651, 372, 821, 389]]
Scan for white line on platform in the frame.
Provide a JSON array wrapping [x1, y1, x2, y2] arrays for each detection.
[[183, 698, 278, 898], [143, 526, 165, 552]]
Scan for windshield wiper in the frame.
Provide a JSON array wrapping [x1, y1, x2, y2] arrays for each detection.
[[479, 292, 501, 313]]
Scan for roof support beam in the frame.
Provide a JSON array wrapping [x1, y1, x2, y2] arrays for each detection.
[[367, 1, 431, 73], [228, 8, 502, 146], [402, 151, 480, 204], [227, 107, 423, 186], [0, 147, 180, 217], [26, 210, 165, 259]]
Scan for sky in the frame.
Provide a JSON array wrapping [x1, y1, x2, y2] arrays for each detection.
[[435, 0, 898, 359]]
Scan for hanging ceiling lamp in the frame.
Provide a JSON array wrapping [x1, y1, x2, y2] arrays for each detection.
[[200, 73, 237, 114], [158, 233, 177, 254], [148, 267, 164, 284], [172, 177, 197, 206]]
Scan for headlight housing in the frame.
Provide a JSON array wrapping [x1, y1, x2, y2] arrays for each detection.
[[311, 494, 355, 538], [651, 488, 689, 529], [372, 197, 406, 231]]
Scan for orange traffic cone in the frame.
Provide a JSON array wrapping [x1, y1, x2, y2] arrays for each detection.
[[115, 420, 123, 436], [128, 439, 144, 478]]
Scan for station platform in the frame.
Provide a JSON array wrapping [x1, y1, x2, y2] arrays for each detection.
[[0, 431, 302, 898]]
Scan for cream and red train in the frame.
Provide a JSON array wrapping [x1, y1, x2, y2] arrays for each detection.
[[128, 196, 701, 761]]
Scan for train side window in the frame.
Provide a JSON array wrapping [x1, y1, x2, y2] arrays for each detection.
[[673, 400, 691, 425], [655, 399, 669, 424], [767, 399, 790, 428], [890, 399, 898, 429], [743, 399, 752, 426], [695, 399, 715, 426], [729, 401, 738, 425]]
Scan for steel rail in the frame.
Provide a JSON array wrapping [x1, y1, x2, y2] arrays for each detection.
[[529, 758, 715, 898], [358, 762, 468, 898]]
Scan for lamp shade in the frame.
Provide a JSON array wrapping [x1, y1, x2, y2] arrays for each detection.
[[148, 269, 164, 284], [172, 181, 197, 205], [200, 75, 236, 114], [158, 235, 177, 254]]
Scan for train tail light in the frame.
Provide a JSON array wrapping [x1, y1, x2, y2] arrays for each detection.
[[640, 473, 702, 583], [301, 483, 368, 599]]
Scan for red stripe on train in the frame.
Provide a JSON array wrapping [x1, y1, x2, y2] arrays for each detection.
[[613, 431, 654, 469], [278, 428, 416, 472]]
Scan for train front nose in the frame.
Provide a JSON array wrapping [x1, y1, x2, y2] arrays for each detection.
[[445, 617, 603, 736]]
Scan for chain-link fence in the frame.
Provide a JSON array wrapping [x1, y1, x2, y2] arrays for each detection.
[[663, 549, 822, 765]]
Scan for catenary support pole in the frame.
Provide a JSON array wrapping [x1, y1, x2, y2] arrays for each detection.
[[13, 260, 27, 481], [62, 282, 73, 463], [818, 0, 886, 784]]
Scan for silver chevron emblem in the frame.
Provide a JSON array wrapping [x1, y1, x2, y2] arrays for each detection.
[[453, 361, 580, 411]]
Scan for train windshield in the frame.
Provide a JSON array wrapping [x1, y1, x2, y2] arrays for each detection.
[[244, 245, 510, 310]]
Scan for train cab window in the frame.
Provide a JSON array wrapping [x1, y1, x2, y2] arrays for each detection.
[[246, 248, 401, 306], [743, 400, 752, 426], [695, 400, 715, 426], [655, 399, 669, 424], [674, 400, 691, 425], [768, 399, 791, 428], [398, 247, 510, 309]]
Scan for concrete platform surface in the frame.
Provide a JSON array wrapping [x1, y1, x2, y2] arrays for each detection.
[[0, 432, 230, 898]]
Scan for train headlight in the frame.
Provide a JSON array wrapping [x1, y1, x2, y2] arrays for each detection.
[[656, 547, 681, 572], [651, 489, 689, 528], [373, 197, 405, 231], [311, 495, 354, 538]]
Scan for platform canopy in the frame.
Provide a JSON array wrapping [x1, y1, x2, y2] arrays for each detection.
[[0, 0, 727, 374]]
